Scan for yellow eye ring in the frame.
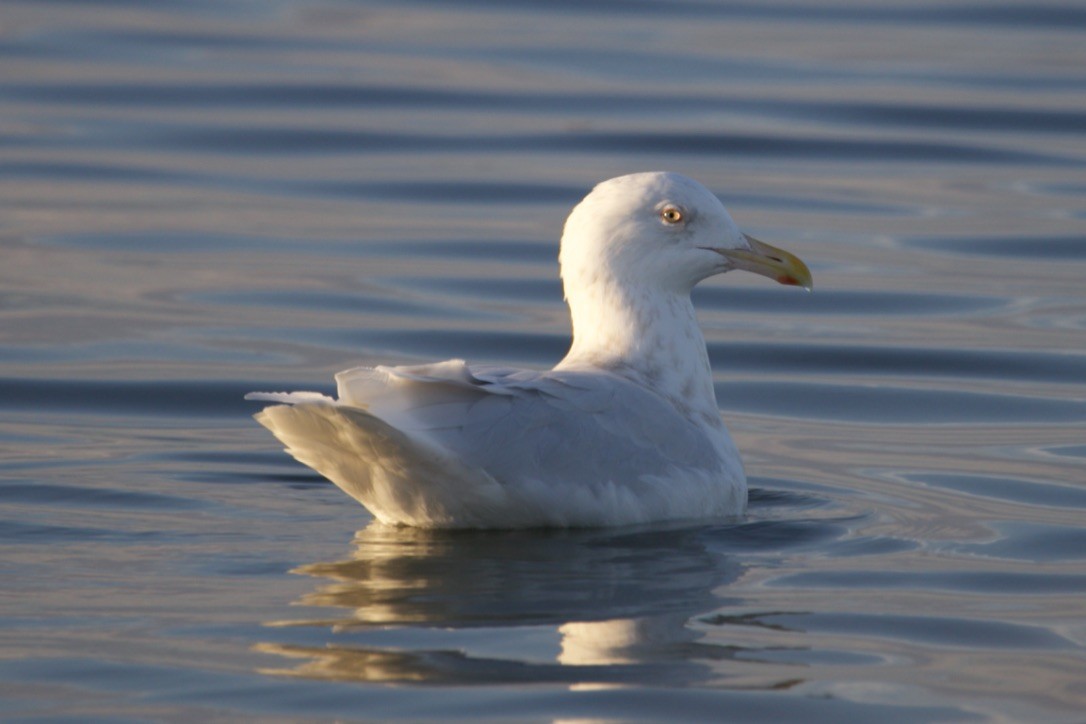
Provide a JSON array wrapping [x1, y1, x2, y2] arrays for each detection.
[[660, 206, 683, 224]]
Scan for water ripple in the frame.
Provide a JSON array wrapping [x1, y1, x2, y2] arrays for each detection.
[[901, 235, 1086, 260], [710, 344, 1086, 384], [71, 124, 1079, 166], [720, 381, 1086, 423], [8, 83, 1086, 134], [3, 481, 203, 511], [908, 473, 1086, 509], [749, 611, 1075, 649], [0, 378, 283, 419], [771, 570, 1086, 595]]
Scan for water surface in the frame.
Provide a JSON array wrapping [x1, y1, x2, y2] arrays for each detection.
[[2, 1, 1085, 721]]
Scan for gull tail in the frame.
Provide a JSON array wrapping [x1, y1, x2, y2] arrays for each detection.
[[246, 394, 506, 528]]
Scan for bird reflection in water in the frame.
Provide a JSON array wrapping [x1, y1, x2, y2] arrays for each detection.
[[255, 522, 786, 687]]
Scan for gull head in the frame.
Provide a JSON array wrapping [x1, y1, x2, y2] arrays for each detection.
[[559, 172, 811, 297]]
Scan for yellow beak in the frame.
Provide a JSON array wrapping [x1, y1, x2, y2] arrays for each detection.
[[717, 234, 813, 290]]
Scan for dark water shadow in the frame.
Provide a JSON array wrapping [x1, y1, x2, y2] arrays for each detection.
[[253, 493, 888, 691], [256, 522, 753, 686]]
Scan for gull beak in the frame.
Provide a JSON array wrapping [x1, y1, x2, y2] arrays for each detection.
[[716, 233, 813, 290]]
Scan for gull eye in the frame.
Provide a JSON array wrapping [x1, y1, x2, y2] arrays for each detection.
[[660, 206, 684, 224]]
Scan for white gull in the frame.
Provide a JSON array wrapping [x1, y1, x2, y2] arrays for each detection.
[[247, 172, 812, 528]]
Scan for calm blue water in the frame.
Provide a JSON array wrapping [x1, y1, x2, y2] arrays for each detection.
[[2, 1, 1085, 720]]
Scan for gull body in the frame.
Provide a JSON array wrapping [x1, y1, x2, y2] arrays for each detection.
[[248, 172, 811, 529]]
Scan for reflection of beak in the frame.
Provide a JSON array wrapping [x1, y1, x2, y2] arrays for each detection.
[[711, 233, 813, 290]]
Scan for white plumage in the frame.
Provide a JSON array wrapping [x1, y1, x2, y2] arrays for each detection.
[[248, 172, 811, 529]]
